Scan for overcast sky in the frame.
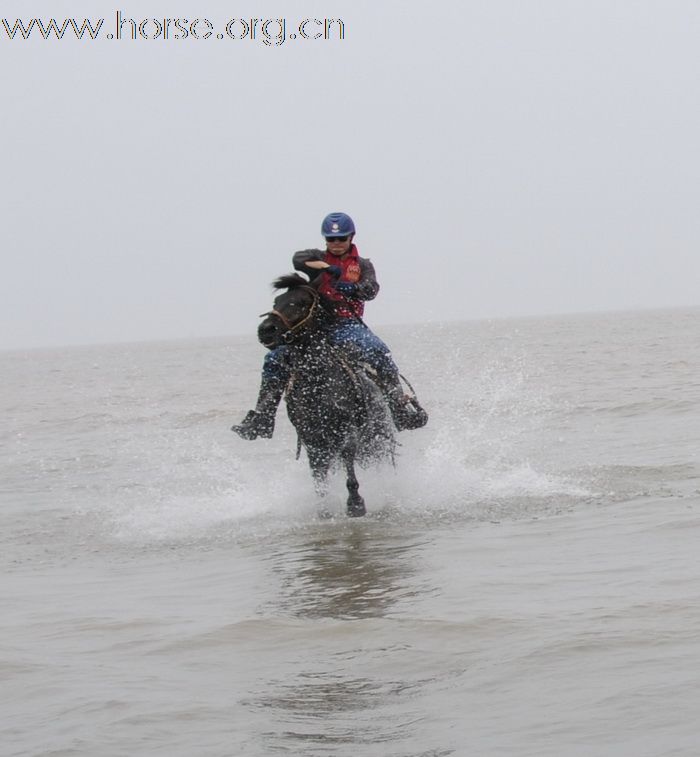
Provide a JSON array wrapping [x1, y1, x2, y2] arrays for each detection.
[[2, 0, 699, 349]]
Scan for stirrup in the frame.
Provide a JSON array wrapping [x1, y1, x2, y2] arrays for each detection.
[[391, 395, 428, 431], [231, 410, 274, 440]]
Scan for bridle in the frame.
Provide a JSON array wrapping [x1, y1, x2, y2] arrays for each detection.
[[260, 285, 321, 344]]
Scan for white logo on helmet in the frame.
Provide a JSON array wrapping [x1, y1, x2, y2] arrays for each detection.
[[331, 222, 340, 232]]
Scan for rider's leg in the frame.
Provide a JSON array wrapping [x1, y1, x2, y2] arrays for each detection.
[[329, 321, 427, 431], [231, 347, 289, 440]]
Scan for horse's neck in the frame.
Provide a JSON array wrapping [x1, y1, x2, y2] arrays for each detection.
[[290, 334, 344, 378]]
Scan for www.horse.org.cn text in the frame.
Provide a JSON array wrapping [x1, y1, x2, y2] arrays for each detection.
[[1, 13, 346, 46]]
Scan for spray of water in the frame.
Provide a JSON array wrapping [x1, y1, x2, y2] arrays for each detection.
[[107, 358, 592, 545]]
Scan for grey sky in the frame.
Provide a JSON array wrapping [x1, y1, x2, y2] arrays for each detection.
[[2, 0, 699, 349]]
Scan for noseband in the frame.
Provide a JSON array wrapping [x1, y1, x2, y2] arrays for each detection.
[[260, 285, 320, 344]]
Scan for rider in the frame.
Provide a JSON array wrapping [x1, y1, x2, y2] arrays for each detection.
[[231, 212, 427, 440]]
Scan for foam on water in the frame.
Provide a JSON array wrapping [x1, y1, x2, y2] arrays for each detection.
[[68, 343, 606, 546], [104, 380, 594, 546]]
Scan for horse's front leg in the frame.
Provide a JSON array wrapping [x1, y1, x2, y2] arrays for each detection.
[[307, 446, 332, 515], [342, 449, 366, 518]]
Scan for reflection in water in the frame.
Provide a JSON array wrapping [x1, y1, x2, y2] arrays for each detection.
[[247, 525, 455, 755], [266, 522, 428, 620], [260, 672, 427, 748]]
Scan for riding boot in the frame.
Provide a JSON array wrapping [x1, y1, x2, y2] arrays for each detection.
[[377, 372, 428, 431], [231, 377, 285, 440]]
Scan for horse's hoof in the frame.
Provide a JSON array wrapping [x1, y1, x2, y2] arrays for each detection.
[[346, 498, 366, 518]]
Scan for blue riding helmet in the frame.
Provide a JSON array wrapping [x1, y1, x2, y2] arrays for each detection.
[[322, 212, 355, 238]]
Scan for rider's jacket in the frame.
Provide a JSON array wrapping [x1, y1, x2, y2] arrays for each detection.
[[292, 246, 379, 319]]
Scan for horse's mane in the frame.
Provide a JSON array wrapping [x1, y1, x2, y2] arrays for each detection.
[[272, 273, 311, 290]]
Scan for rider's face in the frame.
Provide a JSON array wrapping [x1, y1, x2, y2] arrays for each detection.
[[325, 235, 353, 256]]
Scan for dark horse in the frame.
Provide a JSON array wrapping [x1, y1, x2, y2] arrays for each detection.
[[257, 273, 397, 517]]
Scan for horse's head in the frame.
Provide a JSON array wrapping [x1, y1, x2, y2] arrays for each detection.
[[257, 273, 322, 348]]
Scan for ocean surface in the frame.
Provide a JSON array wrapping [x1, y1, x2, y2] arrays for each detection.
[[2, 307, 700, 757]]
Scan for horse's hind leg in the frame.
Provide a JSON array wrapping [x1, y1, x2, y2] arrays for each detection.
[[342, 452, 366, 518]]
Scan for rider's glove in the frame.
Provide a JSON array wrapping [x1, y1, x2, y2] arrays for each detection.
[[325, 265, 342, 278], [335, 282, 357, 296]]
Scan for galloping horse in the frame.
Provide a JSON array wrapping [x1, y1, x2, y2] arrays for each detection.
[[257, 273, 396, 517]]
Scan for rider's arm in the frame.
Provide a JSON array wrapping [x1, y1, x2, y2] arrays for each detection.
[[292, 249, 327, 279], [355, 258, 380, 301]]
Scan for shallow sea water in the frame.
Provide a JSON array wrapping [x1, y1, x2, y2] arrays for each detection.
[[2, 308, 700, 756]]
